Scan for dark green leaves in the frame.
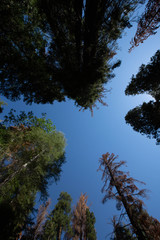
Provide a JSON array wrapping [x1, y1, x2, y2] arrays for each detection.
[[125, 50, 160, 144]]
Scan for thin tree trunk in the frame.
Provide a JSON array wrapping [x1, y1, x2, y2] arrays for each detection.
[[57, 225, 62, 240], [0, 149, 46, 188], [74, 0, 83, 70]]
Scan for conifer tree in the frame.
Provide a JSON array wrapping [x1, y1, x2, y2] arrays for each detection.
[[125, 49, 160, 144], [72, 193, 97, 240], [125, 49, 160, 100], [42, 192, 72, 240], [125, 101, 160, 144], [98, 152, 160, 240], [72, 193, 88, 240], [21, 199, 51, 240], [129, 0, 160, 51], [0, 110, 66, 240], [111, 216, 137, 240], [0, 0, 143, 110], [85, 208, 97, 240]]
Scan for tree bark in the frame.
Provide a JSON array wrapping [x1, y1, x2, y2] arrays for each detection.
[[106, 161, 147, 240]]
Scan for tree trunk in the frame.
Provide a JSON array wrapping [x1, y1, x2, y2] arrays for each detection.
[[57, 226, 62, 240], [0, 149, 45, 188], [107, 162, 147, 240]]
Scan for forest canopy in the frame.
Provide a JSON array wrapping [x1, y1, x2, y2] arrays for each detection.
[[125, 49, 160, 144], [0, 0, 143, 110], [0, 110, 66, 239]]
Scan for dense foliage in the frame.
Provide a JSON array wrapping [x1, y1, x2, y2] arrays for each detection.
[[85, 208, 97, 240], [42, 192, 72, 240], [125, 101, 160, 144], [0, 0, 143, 110], [125, 50, 160, 144], [125, 50, 160, 100], [0, 110, 66, 239]]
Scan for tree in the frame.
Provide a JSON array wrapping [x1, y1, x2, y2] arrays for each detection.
[[0, 110, 66, 240], [42, 192, 72, 240], [125, 50, 160, 144], [125, 49, 160, 101], [21, 199, 51, 240], [125, 101, 160, 144], [85, 208, 97, 240], [98, 152, 160, 240], [111, 216, 137, 240], [0, 0, 64, 105], [0, 0, 143, 110], [72, 193, 88, 240], [72, 193, 96, 240], [129, 0, 160, 51], [38, 0, 144, 110]]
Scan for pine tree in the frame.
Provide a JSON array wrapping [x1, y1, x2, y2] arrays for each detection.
[[98, 152, 160, 240], [72, 193, 88, 240], [42, 192, 72, 240], [125, 49, 160, 101], [85, 208, 97, 240], [0, 0, 64, 104], [129, 0, 160, 51], [125, 49, 160, 144], [111, 216, 137, 240], [125, 101, 160, 144], [21, 199, 51, 240], [72, 193, 97, 240], [0, 0, 143, 110], [0, 110, 66, 240]]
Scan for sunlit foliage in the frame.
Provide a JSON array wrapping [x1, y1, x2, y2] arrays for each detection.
[[0, 110, 66, 239]]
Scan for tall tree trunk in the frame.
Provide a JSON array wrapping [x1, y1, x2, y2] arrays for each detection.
[[106, 161, 147, 240], [74, 0, 83, 70], [57, 225, 62, 240]]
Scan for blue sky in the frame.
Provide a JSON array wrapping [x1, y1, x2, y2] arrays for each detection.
[[1, 19, 160, 240]]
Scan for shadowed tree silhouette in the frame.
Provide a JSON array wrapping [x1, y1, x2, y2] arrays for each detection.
[[125, 50, 160, 100], [111, 216, 137, 240], [125, 101, 160, 144], [129, 0, 160, 52], [125, 50, 160, 144], [21, 199, 51, 240], [0, 0, 143, 110]]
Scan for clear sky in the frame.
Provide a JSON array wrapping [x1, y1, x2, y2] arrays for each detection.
[[1, 19, 160, 240]]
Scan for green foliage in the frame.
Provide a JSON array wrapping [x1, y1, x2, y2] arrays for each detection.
[[42, 192, 72, 240], [125, 101, 160, 144], [125, 50, 160, 144], [0, 111, 66, 239], [0, 0, 65, 104], [125, 50, 160, 101], [0, 0, 143, 110], [1, 109, 55, 132], [85, 208, 97, 240]]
